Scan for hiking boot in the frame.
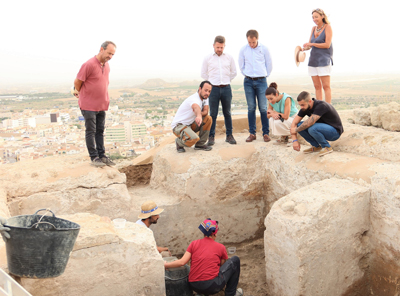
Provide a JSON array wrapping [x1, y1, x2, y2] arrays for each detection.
[[318, 147, 333, 157], [303, 146, 322, 154], [101, 156, 116, 166], [263, 134, 271, 142], [91, 157, 106, 167], [176, 139, 185, 153], [235, 288, 244, 296], [194, 144, 212, 151], [246, 134, 256, 142], [207, 136, 215, 146], [226, 135, 237, 145]]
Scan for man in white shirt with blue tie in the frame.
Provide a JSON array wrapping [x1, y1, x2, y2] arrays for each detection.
[[239, 30, 273, 143], [201, 36, 237, 146]]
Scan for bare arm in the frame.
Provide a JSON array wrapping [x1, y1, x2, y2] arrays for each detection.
[[220, 259, 227, 266], [157, 246, 169, 253], [295, 114, 321, 132], [164, 252, 191, 269], [290, 115, 303, 151], [74, 78, 83, 92], [303, 27, 315, 50], [201, 105, 209, 117], [192, 103, 202, 126], [282, 97, 292, 120], [304, 25, 332, 49]]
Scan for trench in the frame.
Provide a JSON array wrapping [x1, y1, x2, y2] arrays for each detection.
[[122, 161, 398, 296]]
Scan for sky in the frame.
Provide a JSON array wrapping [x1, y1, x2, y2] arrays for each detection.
[[1, 0, 399, 88]]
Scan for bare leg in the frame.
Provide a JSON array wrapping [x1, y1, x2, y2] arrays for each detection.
[[320, 76, 331, 104], [311, 76, 323, 101]]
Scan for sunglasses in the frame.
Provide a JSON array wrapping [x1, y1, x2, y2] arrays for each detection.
[[313, 8, 324, 14]]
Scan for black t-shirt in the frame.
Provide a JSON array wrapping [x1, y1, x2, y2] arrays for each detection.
[[297, 99, 344, 135]]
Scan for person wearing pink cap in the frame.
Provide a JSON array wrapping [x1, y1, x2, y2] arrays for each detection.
[[164, 218, 243, 296]]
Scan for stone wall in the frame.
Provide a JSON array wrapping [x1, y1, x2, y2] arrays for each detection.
[[264, 179, 370, 296], [19, 214, 165, 296], [0, 155, 132, 220]]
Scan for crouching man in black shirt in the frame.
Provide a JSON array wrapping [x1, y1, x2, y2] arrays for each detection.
[[290, 91, 343, 157]]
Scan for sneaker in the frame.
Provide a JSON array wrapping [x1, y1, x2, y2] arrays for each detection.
[[235, 288, 244, 296], [91, 157, 106, 167], [303, 146, 322, 154], [207, 136, 215, 146], [194, 144, 212, 151], [226, 135, 237, 145], [318, 147, 333, 157], [101, 156, 116, 166], [176, 139, 185, 153]]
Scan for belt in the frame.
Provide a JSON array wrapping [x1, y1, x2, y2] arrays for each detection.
[[212, 84, 229, 88], [245, 76, 266, 81]]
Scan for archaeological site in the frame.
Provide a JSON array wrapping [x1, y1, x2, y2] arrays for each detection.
[[0, 106, 399, 296]]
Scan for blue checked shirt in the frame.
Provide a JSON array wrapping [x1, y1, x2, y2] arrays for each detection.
[[238, 42, 273, 78]]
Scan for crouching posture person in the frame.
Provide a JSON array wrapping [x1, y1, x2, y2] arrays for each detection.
[[164, 219, 243, 296], [290, 91, 343, 157], [266, 82, 298, 144], [171, 81, 213, 153]]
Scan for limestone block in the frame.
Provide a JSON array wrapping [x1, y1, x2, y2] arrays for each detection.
[[368, 164, 400, 294], [0, 155, 132, 219], [353, 108, 371, 126], [370, 102, 400, 131], [19, 213, 165, 296], [8, 184, 132, 219], [264, 178, 370, 296]]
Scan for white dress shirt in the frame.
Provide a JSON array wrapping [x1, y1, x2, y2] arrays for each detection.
[[201, 52, 237, 85]]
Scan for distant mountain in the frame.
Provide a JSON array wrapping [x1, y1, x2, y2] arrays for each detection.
[[136, 79, 178, 89], [178, 80, 202, 87]]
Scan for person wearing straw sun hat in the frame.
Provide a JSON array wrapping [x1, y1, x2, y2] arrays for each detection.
[[136, 201, 170, 256], [164, 218, 243, 296]]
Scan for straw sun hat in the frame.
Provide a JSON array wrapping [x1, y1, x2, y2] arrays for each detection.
[[295, 46, 306, 67], [138, 201, 164, 219]]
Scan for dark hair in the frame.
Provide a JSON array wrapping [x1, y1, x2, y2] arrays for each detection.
[[214, 35, 225, 44], [297, 91, 311, 102], [101, 41, 117, 50], [265, 82, 279, 96], [199, 81, 212, 89], [246, 30, 258, 39]]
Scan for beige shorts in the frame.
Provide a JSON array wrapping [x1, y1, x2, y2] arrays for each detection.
[[308, 65, 332, 77]]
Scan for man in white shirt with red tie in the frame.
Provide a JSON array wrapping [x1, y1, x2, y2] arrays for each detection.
[[201, 36, 237, 146]]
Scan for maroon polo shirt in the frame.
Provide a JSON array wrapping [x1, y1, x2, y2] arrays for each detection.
[[77, 56, 110, 111]]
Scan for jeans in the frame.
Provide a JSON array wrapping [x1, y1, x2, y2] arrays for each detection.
[[209, 85, 233, 137], [189, 256, 240, 296], [81, 110, 106, 160], [243, 77, 269, 135], [297, 122, 340, 148]]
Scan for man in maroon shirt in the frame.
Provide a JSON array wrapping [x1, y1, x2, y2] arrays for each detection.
[[73, 41, 116, 167], [164, 219, 243, 296]]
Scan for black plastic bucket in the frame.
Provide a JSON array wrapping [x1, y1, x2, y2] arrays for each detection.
[[4, 209, 80, 278], [165, 264, 192, 296]]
